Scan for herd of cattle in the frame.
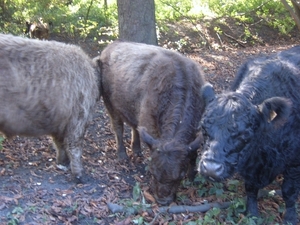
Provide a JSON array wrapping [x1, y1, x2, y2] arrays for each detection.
[[0, 33, 299, 224]]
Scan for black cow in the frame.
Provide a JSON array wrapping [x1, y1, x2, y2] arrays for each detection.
[[198, 46, 300, 225]]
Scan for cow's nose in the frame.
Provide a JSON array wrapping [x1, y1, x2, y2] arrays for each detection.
[[199, 160, 224, 181]]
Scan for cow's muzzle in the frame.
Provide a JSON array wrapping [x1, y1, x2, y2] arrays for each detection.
[[199, 159, 224, 181]]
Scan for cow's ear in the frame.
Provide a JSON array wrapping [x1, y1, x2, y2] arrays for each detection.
[[138, 126, 158, 147], [258, 97, 292, 129], [188, 132, 203, 153], [201, 83, 215, 107]]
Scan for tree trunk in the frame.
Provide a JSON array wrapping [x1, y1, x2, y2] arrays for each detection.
[[291, 0, 300, 20], [117, 0, 157, 45], [0, 0, 6, 19], [281, 0, 300, 31]]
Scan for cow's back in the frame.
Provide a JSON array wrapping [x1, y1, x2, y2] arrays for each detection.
[[232, 46, 300, 106], [0, 34, 99, 136], [231, 45, 300, 161], [100, 41, 205, 136]]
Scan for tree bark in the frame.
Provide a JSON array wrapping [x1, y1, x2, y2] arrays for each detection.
[[281, 0, 300, 31], [0, 0, 6, 19], [291, 0, 300, 20], [117, 0, 157, 45]]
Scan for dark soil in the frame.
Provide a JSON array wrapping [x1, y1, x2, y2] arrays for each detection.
[[0, 18, 300, 225]]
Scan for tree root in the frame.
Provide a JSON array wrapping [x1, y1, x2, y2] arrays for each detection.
[[107, 201, 231, 214], [223, 32, 246, 47], [107, 189, 282, 215]]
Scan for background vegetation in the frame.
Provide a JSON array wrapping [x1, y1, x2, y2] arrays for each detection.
[[0, 0, 296, 42]]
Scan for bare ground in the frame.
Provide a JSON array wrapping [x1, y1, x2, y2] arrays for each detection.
[[0, 18, 300, 225]]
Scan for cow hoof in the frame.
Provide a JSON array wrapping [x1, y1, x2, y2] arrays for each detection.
[[74, 175, 84, 184], [118, 152, 129, 161], [188, 170, 197, 181], [56, 157, 70, 167], [56, 164, 69, 171], [133, 151, 143, 158], [283, 207, 297, 225]]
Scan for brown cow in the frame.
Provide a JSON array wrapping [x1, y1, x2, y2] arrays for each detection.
[[0, 34, 101, 182], [25, 18, 51, 40], [94, 40, 207, 205]]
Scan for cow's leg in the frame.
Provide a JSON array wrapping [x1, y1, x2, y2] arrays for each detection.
[[103, 99, 128, 160], [110, 115, 127, 160], [61, 125, 86, 182], [244, 182, 259, 217], [53, 135, 70, 166], [187, 150, 197, 181], [282, 168, 300, 225], [131, 128, 142, 156], [66, 136, 84, 182], [53, 132, 84, 182]]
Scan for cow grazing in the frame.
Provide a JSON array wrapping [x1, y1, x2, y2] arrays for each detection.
[[198, 46, 300, 224], [0, 34, 101, 182], [25, 18, 51, 40], [95, 40, 206, 205]]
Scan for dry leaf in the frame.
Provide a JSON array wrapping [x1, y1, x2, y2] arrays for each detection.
[[143, 190, 156, 203]]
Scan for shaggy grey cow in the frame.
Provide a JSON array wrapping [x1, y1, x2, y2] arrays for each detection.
[[0, 34, 101, 181], [95, 40, 206, 205], [199, 46, 300, 224]]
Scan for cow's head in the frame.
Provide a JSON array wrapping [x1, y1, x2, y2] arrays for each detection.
[[198, 86, 292, 182], [138, 127, 201, 205]]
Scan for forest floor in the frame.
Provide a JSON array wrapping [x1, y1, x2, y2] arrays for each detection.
[[0, 17, 300, 225]]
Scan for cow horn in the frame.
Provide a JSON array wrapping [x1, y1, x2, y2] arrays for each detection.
[[138, 126, 158, 147], [201, 83, 215, 106], [188, 132, 203, 153]]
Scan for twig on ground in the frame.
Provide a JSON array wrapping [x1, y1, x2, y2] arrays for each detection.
[[107, 201, 231, 215], [223, 32, 246, 47], [160, 201, 232, 213], [216, 32, 223, 47], [107, 189, 282, 215]]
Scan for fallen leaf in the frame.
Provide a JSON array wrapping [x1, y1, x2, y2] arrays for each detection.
[[115, 217, 132, 225], [30, 170, 43, 178], [143, 190, 156, 203]]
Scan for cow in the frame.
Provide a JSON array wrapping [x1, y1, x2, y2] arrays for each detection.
[[0, 34, 101, 182], [25, 18, 51, 40], [94, 40, 206, 205], [198, 46, 300, 225]]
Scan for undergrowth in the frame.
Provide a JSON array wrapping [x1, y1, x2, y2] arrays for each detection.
[[111, 174, 282, 224], [0, 0, 295, 44]]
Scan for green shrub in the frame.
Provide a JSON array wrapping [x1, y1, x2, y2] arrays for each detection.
[[202, 0, 293, 34], [0, 0, 118, 38], [0, 134, 4, 151]]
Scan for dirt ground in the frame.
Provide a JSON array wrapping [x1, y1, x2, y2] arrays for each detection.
[[0, 18, 300, 225]]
